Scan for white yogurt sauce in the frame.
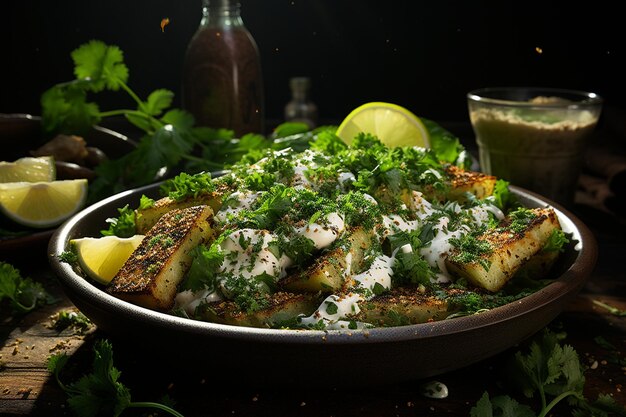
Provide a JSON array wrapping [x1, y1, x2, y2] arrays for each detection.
[[352, 254, 394, 293], [220, 229, 283, 279], [215, 191, 260, 223], [299, 292, 365, 329], [295, 212, 345, 250], [419, 217, 470, 282], [174, 288, 223, 316]]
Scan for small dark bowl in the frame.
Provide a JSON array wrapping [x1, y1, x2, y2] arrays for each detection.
[[0, 113, 136, 258], [48, 185, 597, 387], [1, 113, 136, 162]]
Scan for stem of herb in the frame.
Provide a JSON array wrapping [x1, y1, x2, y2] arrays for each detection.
[[537, 390, 579, 417], [52, 365, 80, 396], [98, 109, 146, 118], [117, 79, 144, 107], [127, 401, 185, 417]]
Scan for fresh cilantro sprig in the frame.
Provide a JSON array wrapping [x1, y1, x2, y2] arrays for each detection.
[[0, 261, 52, 314], [388, 230, 434, 286], [470, 329, 626, 417], [48, 339, 184, 417], [41, 40, 274, 203], [101, 204, 137, 237], [182, 238, 227, 292]]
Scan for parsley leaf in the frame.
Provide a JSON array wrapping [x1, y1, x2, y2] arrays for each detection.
[[542, 229, 570, 253], [71, 40, 128, 92], [159, 172, 215, 201], [471, 329, 626, 417], [101, 204, 137, 237], [0, 262, 52, 314], [182, 241, 225, 292], [48, 339, 184, 417]]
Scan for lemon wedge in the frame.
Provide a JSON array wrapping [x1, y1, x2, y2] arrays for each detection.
[[0, 179, 88, 228], [71, 235, 145, 285], [336, 102, 430, 148], [0, 156, 56, 183]]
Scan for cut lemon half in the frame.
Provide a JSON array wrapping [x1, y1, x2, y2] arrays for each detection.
[[71, 235, 145, 285], [0, 156, 56, 183], [336, 102, 430, 148], [0, 179, 88, 228]]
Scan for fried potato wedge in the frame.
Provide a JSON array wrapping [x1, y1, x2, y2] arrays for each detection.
[[135, 193, 223, 234], [352, 286, 457, 326], [446, 208, 561, 292], [197, 292, 320, 328], [107, 205, 214, 310], [444, 165, 497, 201], [280, 227, 375, 293]]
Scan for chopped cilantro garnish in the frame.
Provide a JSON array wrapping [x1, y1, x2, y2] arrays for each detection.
[[159, 171, 215, 201], [101, 204, 136, 238], [325, 301, 339, 315], [138, 195, 155, 209], [181, 238, 227, 292], [449, 233, 493, 271], [501, 208, 538, 234], [542, 229, 570, 253], [388, 230, 434, 286], [221, 274, 272, 314]]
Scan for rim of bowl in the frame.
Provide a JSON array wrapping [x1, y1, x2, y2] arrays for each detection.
[[467, 87, 603, 109], [0, 112, 137, 147], [48, 184, 598, 345]]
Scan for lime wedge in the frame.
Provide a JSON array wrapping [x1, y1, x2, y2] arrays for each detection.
[[336, 102, 430, 148], [0, 179, 88, 228], [0, 156, 56, 183], [71, 235, 145, 284]]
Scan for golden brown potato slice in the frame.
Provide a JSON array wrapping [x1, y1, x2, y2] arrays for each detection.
[[135, 193, 223, 234], [280, 227, 374, 293], [446, 208, 561, 292], [445, 165, 497, 201], [197, 292, 320, 328], [107, 205, 214, 310], [353, 286, 455, 326]]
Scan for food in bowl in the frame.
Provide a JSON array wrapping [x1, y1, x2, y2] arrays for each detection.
[[62, 132, 569, 330]]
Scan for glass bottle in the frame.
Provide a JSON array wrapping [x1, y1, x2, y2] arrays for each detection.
[[284, 77, 318, 129], [182, 0, 265, 136]]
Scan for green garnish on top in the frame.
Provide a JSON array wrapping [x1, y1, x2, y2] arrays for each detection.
[[159, 172, 215, 201]]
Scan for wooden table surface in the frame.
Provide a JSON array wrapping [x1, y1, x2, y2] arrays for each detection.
[[2, 199, 625, 417]]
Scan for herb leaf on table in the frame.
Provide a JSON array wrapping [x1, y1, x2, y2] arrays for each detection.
[[47, 339, 184, 417], [0, 261, 52, 314], [470, 329, 626, 417]]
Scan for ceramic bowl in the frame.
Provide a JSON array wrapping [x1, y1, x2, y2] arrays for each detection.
[[48, 184, 597, 387]]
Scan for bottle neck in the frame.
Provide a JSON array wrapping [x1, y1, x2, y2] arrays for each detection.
[[290, 77, 311, 101], [201, 0, 243, 26]]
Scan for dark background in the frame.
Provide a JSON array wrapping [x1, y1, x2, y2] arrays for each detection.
[[3, 0, 625, 137]]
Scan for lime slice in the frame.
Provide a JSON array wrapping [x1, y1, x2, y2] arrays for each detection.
[[0, 156, 56, 183], [336, 102, 430, 148], [71, 235, 145, 284], [0, 179, 88, 228]]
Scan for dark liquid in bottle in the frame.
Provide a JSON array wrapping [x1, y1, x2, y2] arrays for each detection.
[[182, 26, 264, 136]]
